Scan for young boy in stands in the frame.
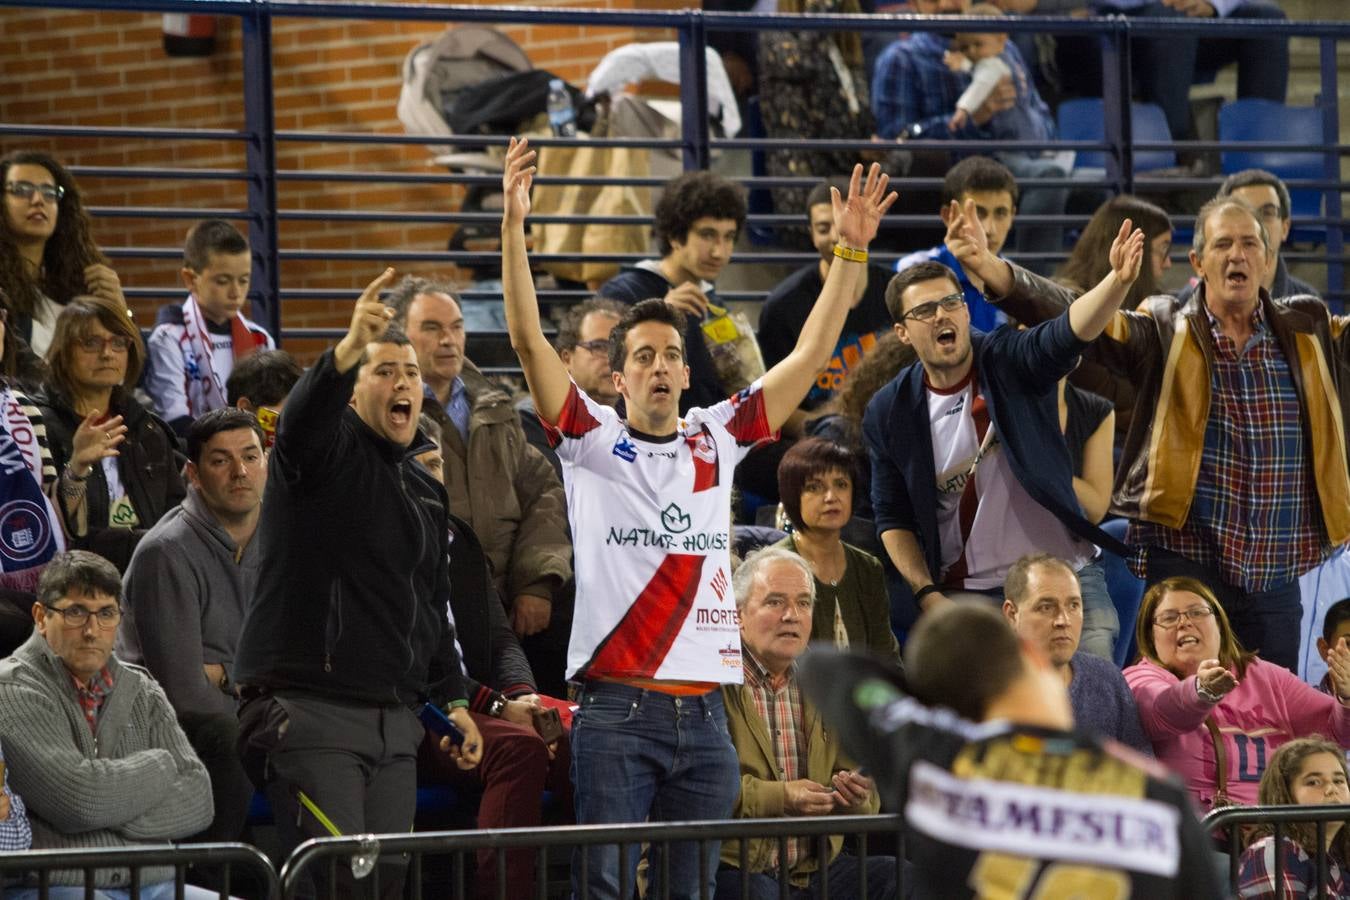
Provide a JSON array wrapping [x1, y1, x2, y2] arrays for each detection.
[[596, 170, 746, 414], [1318, 599, 1350, 696], [145, 219, 275, 436]]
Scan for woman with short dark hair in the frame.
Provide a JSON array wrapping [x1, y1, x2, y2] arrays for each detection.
[[772, 437, 898, 660]]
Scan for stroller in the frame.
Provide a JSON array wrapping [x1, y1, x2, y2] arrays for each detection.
[[398, 25, 587, 279]]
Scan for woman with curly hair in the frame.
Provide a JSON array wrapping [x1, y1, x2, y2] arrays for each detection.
[[0, 150, 125, 356], [1238, 736, 1350, 898]]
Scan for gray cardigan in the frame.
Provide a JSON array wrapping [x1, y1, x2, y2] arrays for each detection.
[[0, 632, 211, 887], [117, 485, 259, 718]]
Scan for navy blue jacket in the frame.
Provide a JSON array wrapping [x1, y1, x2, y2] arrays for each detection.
[[863, 312, 1128, 590]]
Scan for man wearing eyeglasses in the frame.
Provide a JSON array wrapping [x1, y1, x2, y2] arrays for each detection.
[[0, 550, 215, 899], [864, 223, 1142, 634], [519, 297, 625, 480]]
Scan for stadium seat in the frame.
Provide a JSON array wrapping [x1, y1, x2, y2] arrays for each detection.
[[1058, 99, 1177, 174], [1218, 99, 1327, 243]]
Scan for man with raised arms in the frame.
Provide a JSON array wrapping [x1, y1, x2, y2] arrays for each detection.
[[499, 135, 896, 900]]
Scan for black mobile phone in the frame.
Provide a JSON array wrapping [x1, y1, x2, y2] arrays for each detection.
[[418, 702, 466, 746]]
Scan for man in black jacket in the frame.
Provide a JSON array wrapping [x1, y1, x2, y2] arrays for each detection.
[[233, 268, 481, 898]]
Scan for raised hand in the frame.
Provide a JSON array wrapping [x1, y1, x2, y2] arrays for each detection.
[[347, 268, 397, 348], [944, 198, 989, 269], [502, 136, 536, 227], [84, 263, 127, 309], [1328, 641, 1350, 701], [832, 162, 899, 251], [70, 411, 127, 474], [1108, 218, 1146, 289]]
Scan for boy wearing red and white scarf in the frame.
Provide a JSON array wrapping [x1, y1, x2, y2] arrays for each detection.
[[144, 220, 274, 436]]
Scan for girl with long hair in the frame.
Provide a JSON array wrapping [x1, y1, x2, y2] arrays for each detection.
[[1238, 737, 1350, 898], [0, 150, 125, 356]]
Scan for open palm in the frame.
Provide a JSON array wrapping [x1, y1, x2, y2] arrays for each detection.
[[832, 162, 898, 249], [502, 136, 535, 225]]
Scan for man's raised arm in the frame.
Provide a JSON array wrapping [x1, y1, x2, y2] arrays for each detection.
[[944, 198, 1143, 341], [760, 163, 898, 431], [500, 136, 573, 426]]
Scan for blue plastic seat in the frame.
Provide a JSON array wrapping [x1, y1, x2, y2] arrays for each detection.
[[1057, 98, 1177, 174], [1218, 99, 1327, 243]]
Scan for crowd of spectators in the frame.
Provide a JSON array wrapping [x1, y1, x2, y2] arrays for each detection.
[[0, 3, 1340, 894]]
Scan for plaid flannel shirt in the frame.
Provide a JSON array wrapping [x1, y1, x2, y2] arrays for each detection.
[[743, 649, 809, 870], [1130, 305, 1326, 591], [1238, 834, 1347, 898], [870, 31, 1051, 142]]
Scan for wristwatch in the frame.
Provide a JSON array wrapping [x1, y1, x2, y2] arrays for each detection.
[[487, 694, 507, 718], [1196, 680, 1224, 704]]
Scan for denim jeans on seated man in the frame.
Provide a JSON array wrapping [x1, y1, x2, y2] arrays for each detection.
[[570, 682, 740, 900]]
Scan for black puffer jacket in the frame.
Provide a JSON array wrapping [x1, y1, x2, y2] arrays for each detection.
[[37, 388, 185, 572]]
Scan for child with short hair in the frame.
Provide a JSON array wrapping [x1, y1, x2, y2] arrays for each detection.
[[1238, 737, 1350, 898], [145, 219, 275, 436]]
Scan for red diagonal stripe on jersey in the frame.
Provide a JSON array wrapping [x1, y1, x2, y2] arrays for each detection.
[[580, 553, 706, 679], [542, 383, 601, 448]]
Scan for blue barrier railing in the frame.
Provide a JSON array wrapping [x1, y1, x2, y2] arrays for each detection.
[[1, 0, 1347, 341]]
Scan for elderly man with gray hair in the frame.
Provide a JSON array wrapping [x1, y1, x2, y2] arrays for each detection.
[[716, 546, 900, 900]]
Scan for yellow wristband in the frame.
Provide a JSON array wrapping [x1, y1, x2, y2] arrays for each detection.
[[833, 244, 868, 263]]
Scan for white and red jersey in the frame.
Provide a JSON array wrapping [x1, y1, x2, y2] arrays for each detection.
[[543, 381, 775, 683]]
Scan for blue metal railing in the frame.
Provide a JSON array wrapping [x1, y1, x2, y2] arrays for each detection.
[[1, 0, 1347, 342]]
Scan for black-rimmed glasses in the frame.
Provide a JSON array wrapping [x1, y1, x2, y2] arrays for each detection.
[[902, 292, 966, 323], [4, 180, 64, 204], [42, 603, 122, 629]]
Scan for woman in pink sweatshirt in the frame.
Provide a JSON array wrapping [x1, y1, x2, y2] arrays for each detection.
[[1124, 576, 1350, 812]]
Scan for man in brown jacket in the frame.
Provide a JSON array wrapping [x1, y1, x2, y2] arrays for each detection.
[[946, 196, 1348, 672], [717, 546, 896, 899], [388, 277, 572, 689]]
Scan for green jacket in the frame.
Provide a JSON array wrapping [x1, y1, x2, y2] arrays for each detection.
[[720, 675, 880, 886]]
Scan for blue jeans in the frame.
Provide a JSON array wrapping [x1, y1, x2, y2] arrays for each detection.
[[715, 855, 909, 900], [1145, 548, 1304, 672], [570, 682, 740, 900], [1076, 557, 1120, 662]]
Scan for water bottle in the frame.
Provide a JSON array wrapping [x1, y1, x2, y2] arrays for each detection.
[[546, 78, 577, 138]]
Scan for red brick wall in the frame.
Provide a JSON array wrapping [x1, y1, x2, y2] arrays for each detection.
[[0, 0, 676, 360]]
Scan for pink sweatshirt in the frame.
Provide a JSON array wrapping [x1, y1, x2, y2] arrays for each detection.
[[1124, 657, 1350, 811]]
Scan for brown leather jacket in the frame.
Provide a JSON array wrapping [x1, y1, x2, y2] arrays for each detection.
[[993, 263, 1350, 543]]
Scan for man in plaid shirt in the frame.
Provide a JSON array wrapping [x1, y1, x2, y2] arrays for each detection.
[[950, 195, 1348, 672], [716, 547, 899, 900]]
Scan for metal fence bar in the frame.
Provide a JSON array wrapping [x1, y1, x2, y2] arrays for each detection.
[[279, 815, 903, 898], [1203, 804, 1350, 897], [1320, 35, 1345, 298], [241, 0, 282, 339]]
